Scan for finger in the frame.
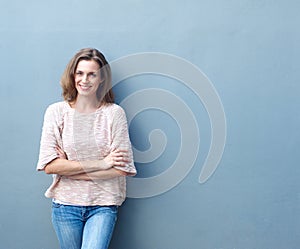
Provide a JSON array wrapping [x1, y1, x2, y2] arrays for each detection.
[[56, 148, 64, 155], [113, 152, 129, 158], [55, 146, 63, 153], [115, 155, 130, 162], [113, 149, 128, 154], [55, 148, 62, 155], [116, 161, 126, 166]]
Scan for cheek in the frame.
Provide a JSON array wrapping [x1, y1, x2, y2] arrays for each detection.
[[74, 77, 80, 84]]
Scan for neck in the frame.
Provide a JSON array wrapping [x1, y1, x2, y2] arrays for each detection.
[[72, 95, 101, 113]]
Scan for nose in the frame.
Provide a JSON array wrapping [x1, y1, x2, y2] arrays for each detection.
[[82, 74, 88, 83]]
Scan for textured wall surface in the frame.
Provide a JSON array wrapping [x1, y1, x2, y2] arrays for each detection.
[[0, 1, 299, 248]]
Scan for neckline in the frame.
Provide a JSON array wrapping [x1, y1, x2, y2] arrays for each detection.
[[64, 101, 103, 115]]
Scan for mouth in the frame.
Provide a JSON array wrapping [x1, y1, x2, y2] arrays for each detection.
[[78, 84, 92, 91]]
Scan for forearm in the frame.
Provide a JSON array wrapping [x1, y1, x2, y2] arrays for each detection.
[[67, 168, 127, 180], [44, 158, 108, 176]]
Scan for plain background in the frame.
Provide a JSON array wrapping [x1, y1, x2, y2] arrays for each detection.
[[0, 0, 299, 248]]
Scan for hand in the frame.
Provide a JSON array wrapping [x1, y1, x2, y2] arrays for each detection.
[[103, 149, 131, 169], [55, 146, 67, 159]]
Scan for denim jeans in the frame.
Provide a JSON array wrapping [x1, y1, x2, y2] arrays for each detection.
[[52, 202, 118, 249]]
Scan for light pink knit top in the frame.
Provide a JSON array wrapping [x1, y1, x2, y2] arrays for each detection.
[[37, 101, 136, 206]]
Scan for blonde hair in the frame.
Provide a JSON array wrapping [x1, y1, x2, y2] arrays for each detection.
[[60, 48, 114, 103]]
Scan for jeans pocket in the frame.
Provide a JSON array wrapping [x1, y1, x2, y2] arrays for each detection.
[[52, 202, 63, 208]]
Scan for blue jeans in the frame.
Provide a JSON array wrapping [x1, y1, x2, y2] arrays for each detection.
[[52, 202, 118, 249]]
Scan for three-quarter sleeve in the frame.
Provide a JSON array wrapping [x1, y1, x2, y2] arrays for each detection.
[[111, 105, 137, 176], [36, 104, 63, 171]]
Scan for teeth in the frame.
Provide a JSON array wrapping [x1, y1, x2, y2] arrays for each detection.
[[79, 85, 91, 90]]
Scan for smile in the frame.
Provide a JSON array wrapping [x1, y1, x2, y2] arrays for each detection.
[[78, 84, 92, 91]]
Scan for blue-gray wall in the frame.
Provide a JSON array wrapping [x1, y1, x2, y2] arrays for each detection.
[[0, 1, 299, 248]]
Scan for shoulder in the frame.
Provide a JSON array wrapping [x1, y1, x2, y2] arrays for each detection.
[[101, 103, 128, 124], [46, 101, 68, 112], [102, 103, 126, 116], [44, 101, 69, 119]]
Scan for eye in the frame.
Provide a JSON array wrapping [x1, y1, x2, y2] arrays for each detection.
[[89, 73, 97, 78], [75, 71, 83, 76]]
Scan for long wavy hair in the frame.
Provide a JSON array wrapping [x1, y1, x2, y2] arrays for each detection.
[[60, 48, 114, 104]]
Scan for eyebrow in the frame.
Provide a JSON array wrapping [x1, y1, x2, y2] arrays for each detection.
[[75, 69, 99, 73]]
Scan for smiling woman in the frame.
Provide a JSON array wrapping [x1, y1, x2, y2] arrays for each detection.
[[75, 60, 102, 97], [60, 48, 114, 108], [36, 48, 136, 249]]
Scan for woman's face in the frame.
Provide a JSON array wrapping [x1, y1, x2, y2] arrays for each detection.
[[74, 59, 103, 98]]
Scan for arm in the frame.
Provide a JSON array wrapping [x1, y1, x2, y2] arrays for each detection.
[[44, 147, 130, 176], [67, 168, 128, 180], [44, 158, 94, 176], [37, 104, 63, 171], [110, 106, 137, 175]]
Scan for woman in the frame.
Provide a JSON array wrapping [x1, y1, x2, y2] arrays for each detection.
[[37, 48, 136, 249]]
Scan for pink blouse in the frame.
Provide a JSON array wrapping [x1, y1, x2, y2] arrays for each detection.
[[37, 101, 136, 206]]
